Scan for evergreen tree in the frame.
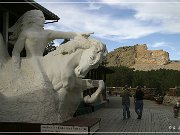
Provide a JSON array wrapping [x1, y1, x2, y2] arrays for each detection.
[[43, 41, 56, 56], [106, 66, 180, 95]]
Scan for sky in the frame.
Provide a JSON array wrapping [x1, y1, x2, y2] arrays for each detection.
[[35, 0, 180, 60]]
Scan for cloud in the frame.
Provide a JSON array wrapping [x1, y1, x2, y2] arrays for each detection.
[[100, 0, 180, 34], [151, 41, 175, 51], [44, 24, 57, 30], [36, 0, 161, 41], [53, 39, 64, 46], [151, 42, 168, 48], [35, 0, 180, 48], [85, 2, 102, 10]]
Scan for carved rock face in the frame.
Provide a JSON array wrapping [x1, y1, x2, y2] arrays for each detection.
[[106, 44, 171, 70]]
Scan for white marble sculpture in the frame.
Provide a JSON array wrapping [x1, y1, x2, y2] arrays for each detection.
[[0, 10, 107, 124], [8, 10, 92, 69]]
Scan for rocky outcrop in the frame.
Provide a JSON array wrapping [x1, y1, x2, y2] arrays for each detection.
[[107, 46, 136, 67], [106, 44, 180, 71], [135, 44, 169, 65], [163, 95, 180, 105]]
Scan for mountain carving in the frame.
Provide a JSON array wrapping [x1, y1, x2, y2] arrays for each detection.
[[106, 44, 180, 71]]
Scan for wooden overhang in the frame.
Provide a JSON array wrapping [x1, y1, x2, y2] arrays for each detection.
[[0, 0, 60, 55], [0, 0, 60, 26]]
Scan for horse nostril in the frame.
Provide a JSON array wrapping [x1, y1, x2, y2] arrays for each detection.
[[76, 67, 81, 74]]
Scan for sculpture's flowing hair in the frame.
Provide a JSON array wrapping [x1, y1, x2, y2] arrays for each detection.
[[8, 10, 44, 45], [49, 36, 107, 58]]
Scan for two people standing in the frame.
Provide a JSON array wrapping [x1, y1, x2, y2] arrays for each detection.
[[120, 85, 144, 119]]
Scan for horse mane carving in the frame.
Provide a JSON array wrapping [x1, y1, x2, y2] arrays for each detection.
[[49, 35, 107, 57]]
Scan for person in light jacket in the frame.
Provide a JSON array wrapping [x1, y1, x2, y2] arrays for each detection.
[[120, 85, 132, 119]]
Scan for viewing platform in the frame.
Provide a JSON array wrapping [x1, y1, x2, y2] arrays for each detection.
[[81, 96, 180, 134]]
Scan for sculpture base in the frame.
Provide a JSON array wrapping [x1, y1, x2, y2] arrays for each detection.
[[0, 117, 101, 134], [41, 117, 101, 134]]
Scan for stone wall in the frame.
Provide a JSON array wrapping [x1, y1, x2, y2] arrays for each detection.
[[163, 95, 180, 105]]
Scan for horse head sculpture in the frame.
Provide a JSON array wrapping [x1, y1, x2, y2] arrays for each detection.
[[74, 36, 107, 78]]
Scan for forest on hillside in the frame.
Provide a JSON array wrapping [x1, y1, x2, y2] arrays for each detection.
[[106, 66, 180, 95]]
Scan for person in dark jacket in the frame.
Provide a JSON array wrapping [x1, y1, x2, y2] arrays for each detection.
[[120, 85, 132, 119], [134, 86, 144, 119], [173, 100, 180, 118]]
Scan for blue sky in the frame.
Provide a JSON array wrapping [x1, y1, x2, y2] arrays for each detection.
[[36, 0, 180, 60]]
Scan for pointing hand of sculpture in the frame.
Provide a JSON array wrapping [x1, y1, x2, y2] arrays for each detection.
[[81, 32, 94, 38]]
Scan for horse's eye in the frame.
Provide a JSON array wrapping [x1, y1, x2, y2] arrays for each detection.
[[90, 56, 95, 60]]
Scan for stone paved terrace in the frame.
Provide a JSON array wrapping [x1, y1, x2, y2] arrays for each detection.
[[81, 96, 180, 135]]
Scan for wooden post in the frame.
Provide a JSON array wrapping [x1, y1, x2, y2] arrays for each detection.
[[3, 11, 9, 47], [104, 70, 107, 100]]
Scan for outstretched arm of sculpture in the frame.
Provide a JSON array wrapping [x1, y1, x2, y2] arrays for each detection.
[[81, 79, 105, 104], [12, 32, 26, 69], [47, 30, 94, 41]]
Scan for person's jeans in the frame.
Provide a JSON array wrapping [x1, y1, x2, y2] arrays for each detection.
[[122, 102, 130, 118], [174, 108, 179, 118], [135, 100, 143, 117]]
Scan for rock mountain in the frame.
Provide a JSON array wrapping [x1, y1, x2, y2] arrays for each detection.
[[106, 44, 180, 71]]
